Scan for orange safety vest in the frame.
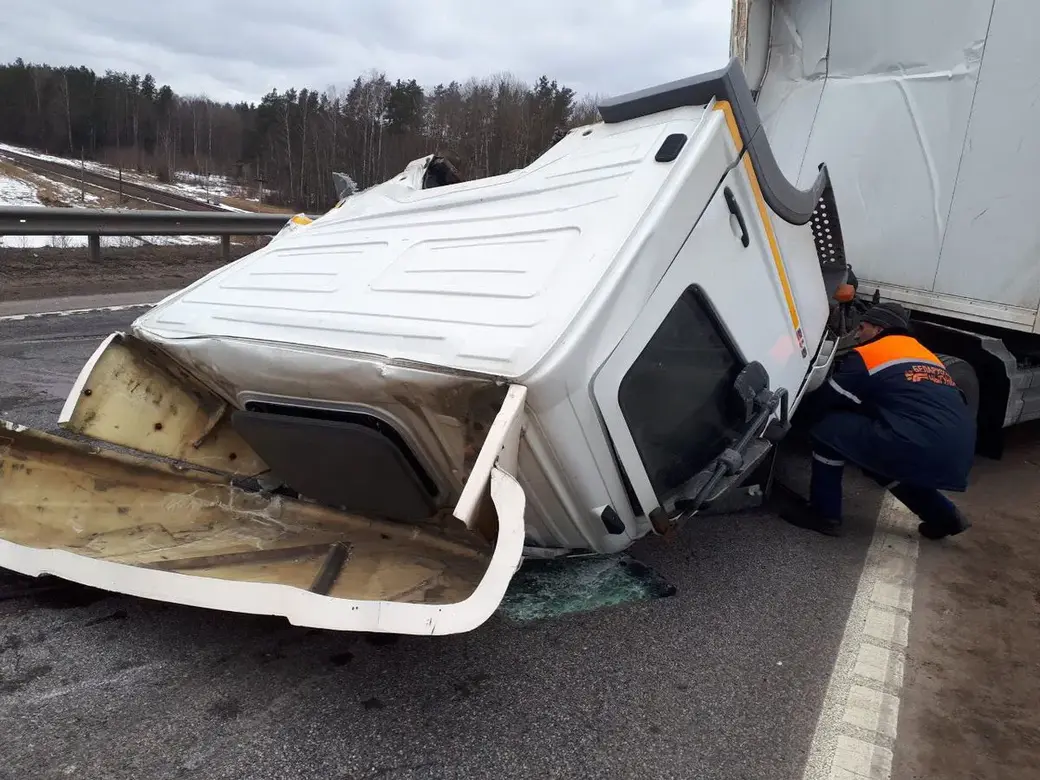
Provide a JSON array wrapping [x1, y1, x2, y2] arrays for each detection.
[[854, 335, 956, 388]]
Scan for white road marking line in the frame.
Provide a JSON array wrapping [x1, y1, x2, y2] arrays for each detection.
[[863, 607, 910, 647], [0, 303, 156, 322], [843, 685, 901, 739], [831, 735, 894, 780], [853, 644, 904, 689], [802, 494, 920, 780]]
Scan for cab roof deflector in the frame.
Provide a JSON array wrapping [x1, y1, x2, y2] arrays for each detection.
[[597, 57, 828, 226]]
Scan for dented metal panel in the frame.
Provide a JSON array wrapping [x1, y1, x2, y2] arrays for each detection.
[[932, 0, 1040, 312], [752, 0, 1040, 330], [129, 115, 712, 381]]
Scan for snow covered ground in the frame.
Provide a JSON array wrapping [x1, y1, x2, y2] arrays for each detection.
[[0, 142, 268, 209], [0, 171, 217, 248], [0, 174, 42, 208], [0, 165, 103, 210], [1, 232, 219, 249]]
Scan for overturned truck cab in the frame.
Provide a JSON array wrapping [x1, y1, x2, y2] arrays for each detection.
[[0, 59, 852, 635]]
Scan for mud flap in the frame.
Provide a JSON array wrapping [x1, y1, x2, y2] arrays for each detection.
[[0, 385, 528, 636]]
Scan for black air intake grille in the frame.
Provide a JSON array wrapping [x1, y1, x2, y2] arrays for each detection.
[[810, 182, 848, 270]]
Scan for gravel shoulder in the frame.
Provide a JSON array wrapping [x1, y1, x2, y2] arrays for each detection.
[[893, 420, 1040, 780]]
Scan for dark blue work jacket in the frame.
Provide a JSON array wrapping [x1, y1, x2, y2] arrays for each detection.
[[807, 329, 976, 491]]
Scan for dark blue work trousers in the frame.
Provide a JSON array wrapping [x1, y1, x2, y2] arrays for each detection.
[[810, 439, 961, 526]]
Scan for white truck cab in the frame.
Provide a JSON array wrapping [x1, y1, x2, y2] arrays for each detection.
[[0, 59, 853, 634], [126, 59, 847, 552]]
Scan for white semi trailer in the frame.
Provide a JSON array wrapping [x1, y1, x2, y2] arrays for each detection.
[[0, 0, 1032, 635], [734, 0, 1040, 456]]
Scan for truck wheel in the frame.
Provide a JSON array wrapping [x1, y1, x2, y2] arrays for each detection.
[[937, 353, 980, 422]]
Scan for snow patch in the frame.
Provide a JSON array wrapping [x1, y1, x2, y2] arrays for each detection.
[[0, 232, 219, 249], [0, 172, 220, 248], [0, 174, 41, 207]]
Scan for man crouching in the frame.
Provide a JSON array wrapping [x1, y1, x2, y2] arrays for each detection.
[[782, 302, 975, 539]]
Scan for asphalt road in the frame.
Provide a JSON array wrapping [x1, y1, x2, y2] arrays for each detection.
[[0, 307, 886, 780], [0, 290, 178, 318]]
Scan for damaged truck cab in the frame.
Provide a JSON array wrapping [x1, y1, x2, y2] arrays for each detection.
[[0, 59, 851, 634]]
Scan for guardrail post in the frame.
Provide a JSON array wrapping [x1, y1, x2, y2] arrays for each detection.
[[88, 234, 101, 263], [221, 235, 231, 263]]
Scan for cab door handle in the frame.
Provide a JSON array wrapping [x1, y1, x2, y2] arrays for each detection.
[[724, 186, 750, 248]]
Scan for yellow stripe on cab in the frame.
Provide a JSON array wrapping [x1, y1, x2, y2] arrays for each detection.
[[713, 100, 804, 348]]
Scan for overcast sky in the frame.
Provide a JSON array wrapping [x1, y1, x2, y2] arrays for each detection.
[[4, 0, 733, 104]]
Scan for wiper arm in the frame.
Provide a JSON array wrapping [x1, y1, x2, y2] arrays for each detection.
[[670, 385, 789, 520]]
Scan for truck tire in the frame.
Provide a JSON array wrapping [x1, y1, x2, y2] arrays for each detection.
[[936, 353, 980, 422]]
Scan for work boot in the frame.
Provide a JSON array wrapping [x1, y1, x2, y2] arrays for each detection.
[[781, 502, 843, 537], [918, 506, 972, 540], [888, 484, 972, 541], [771, 484, 843, 537]]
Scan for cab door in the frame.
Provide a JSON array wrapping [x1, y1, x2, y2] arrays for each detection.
[[592, 158, 809, 521]]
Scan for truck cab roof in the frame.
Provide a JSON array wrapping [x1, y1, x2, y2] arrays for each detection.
[[135, 60, 829, 383], [136, 105, 715, 380]]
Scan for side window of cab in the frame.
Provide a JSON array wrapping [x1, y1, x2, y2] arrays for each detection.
[[617, 285, 744, 501]]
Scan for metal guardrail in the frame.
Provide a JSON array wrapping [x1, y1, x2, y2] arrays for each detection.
[[0, 206, 299, 262], [0, 206, 294, 235]]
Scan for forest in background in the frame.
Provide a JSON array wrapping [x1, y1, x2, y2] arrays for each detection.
[[0, 59, 602, 211]]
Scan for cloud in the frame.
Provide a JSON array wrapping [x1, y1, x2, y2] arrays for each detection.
[[1, 0, 733, 104]]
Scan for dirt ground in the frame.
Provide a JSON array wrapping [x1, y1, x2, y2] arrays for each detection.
[[0, 241, 266, 302], [219, 195, 296, 214], [893, 419, 1040, 780]]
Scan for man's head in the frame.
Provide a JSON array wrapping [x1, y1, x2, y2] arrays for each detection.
[[856, 302, 910, 341]]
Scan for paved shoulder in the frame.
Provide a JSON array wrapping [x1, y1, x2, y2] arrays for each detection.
[[0, 307, 148, 431], [0, 289, 174, 319]]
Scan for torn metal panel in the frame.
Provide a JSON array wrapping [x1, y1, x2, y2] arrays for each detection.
[[126, 330, 510, 506], [0, 421, 487, 601], [454, 385, 526, 529], [58, 332, 268, 477]]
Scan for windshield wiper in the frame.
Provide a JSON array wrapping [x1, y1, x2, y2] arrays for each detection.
[[651, 361, 789, 530]]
